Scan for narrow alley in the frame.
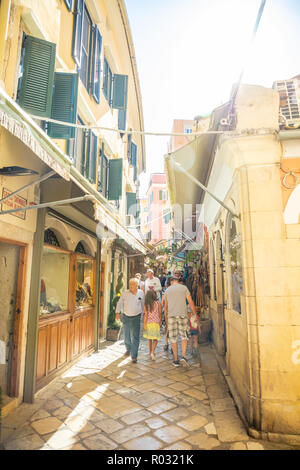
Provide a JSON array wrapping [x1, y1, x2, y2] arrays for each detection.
[[2, 336, 295, 451]]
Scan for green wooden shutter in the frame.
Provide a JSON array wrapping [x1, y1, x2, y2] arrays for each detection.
[[72, 0, 84, 67], [47, 73, 78, 139], [108, 159, 123, 200], [87, 131, 97, 183], [118, 108, 127, 132], [18, 36, 56, 117], [130, 142, 137, 182], [103, 58, 109, 100], [91, 27, 102, 103], [127, 133, 132, 159], [117, 75, 128, 130], [126, 192, 137, 216], [112, 74, 128, 110]]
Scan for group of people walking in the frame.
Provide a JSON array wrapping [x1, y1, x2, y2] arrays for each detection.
[[116, 268, 201, 367]]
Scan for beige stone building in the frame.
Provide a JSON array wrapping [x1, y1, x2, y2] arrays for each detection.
[[0, 0, 146, 414], [165, 83, 300, 444]]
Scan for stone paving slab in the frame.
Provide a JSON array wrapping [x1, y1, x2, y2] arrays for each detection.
[[2, 337, 299, 451]]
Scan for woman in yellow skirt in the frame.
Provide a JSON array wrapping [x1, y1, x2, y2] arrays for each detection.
[[143, 290, 162, 360]]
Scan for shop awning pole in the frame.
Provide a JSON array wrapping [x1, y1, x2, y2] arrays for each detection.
[[169, 156, 240, 219], [0, 194, 94, 216], [0, 170, 56, 204]]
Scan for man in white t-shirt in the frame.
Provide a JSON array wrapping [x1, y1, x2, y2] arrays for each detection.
[[144, 269, 162, 298], [164, 273, 197, 367]]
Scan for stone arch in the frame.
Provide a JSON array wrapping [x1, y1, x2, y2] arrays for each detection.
[[43, 226, 69, 250], [74, 238, 95, 257]]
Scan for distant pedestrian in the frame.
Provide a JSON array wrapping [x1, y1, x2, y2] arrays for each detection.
[[116, 278, 145, 363], [162, 276, 171, 352], [135, 273, 145, 291], [164, 273, 197, 367], [143, 290, 162, 360], [145, 269, 162, 299]]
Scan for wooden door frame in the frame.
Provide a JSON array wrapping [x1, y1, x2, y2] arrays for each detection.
[[99, 261, 105, 338], [0, 237, 28, 397]]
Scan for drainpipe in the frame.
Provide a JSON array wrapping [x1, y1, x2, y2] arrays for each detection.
[[0, 0, 11, 84]]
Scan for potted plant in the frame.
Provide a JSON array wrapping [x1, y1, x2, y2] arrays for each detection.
[[106, 272, 123, 341]]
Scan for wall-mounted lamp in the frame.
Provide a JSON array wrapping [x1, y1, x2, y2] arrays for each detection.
[[0, 166, 39, 176]]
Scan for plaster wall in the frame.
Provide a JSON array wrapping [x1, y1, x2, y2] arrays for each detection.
[[206, 84, 300, 440]]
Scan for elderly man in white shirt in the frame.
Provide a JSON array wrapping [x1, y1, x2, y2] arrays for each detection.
[[116, 278, 145, 363]]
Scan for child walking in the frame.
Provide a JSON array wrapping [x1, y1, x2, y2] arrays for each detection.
[[143, 290, 162, 360]]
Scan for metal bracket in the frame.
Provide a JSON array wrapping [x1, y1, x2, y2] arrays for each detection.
[[169, 156, 240, 220], [0, 170, 55, 205], [0, 195, 95, 216]]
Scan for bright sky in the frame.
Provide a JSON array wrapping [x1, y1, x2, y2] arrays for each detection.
[[125, 0, 300, 196]]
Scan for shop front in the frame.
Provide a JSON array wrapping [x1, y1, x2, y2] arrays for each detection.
[[35, 221, 97, 391]]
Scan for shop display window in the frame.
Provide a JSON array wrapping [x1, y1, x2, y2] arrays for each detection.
[[40, 246, 70, 315], [229, 219, 243, 314], [76, 257, 94, 308]]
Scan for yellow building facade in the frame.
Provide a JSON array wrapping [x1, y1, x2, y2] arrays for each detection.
[[165, 84, 300, 444], [0, 0, 146, 414]]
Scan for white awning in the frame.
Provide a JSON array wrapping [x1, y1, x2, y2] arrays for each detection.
[[93, 202, 147, 254], [164, 134, 216, 210], [0, 88, 71, 180]]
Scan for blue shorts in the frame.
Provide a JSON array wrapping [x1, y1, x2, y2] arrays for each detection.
[[190, 329, 198, 336]]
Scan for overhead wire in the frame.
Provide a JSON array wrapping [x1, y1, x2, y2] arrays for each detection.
[[30, 113, 228, 137]]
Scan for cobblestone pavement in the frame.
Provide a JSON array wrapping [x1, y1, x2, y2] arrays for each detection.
[[2, 336, 298, 450]]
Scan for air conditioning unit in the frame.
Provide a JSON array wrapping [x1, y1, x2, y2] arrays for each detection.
[[126, 214, 134, 227], [273, 78, 300, 127]]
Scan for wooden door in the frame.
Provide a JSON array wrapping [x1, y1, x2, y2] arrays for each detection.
[[99, 262, 105, 338], [0, 239, 27, 397]]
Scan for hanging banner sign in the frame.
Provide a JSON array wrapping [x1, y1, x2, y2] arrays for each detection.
[[1, 188, 27, 220]]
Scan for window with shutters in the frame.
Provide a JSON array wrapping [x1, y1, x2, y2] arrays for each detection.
[[103, 57, 113, 104], [127, 134, 132, 160], [17, 35, 56, 118], [107, 159, 123, 201], [126, 192, 137, 218], [91, 27, 102, 103], [130, 142, 137, 182], [68, 116, 86, 170], [47, 73, 79, 139], [17, 34, 78, 136], [159, 190, 168, 201], [87, 131, 98, 184], [72, 1, 102, 100], [68, 117, 97, 183], [103, 56, 128, 115], [79, 6, 92, 90], [163, 209, 171, 224], [98, 145, 108, 197]]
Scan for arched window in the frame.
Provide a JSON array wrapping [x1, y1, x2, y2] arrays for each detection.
[[75, 242, 86, 254], [44, 229, 60, 247], [227, 215, 243, 314]]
